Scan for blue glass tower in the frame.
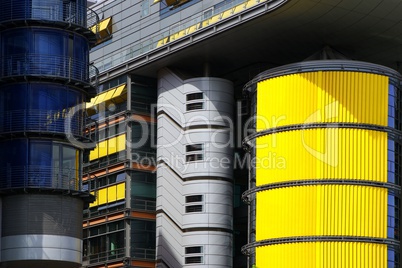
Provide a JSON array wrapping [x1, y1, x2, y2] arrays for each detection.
[[0, 1, 97, 267]]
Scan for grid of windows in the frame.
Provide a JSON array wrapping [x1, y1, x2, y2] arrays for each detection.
[[185, 194, 204, 213], [186, 92, 204, 111], [186, 93, 203, 101], [186, 143, 203, 162], [185, 195, 203, 203]]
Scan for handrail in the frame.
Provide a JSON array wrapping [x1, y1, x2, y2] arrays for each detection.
[[0, 54, 97, 88], [0, 165, 83, 191], [0, 1, 99, 30], [0, 109, 85, 137], [92, 0, 272, 73]]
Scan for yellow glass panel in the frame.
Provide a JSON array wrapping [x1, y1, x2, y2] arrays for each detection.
[[108, 185, 117, 202], [256, 185, 387, 240], [116, 183, 125, 200], [256, 71, 388, 131], [256, 242, 387, 268], [256, 129, 387, 185], [116, 134, 126, 151], [97, 188, 107, 205], [89, 134, 126, 161]]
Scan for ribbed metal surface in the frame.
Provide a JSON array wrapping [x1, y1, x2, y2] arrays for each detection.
[[256, 185, 387, 239], [256, 128, 387, 185], [2, 194, 83, 238], [255, 242, 387, 268], [256, 71, 388, 129], [243, 61, 401, 267], [0, 54, 96, 86]]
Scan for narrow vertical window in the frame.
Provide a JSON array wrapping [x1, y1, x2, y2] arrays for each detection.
[[142, 0, 150, 17]]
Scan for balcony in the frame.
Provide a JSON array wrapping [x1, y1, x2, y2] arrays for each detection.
[[0, 1, 99, 30], [0, 109, 86, 137], [0, 54, 98, 89]]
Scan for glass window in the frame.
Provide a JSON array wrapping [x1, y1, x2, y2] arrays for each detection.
[[185, 246, 203, 254], [186, 195, 203, 203], [186, 93, 203, 101], [185, 205, 203, 213], [186, 102, 204, 111], [141, 0, 150, 16], [186, 144, 203, 152], [185, 256, 203, 264], [186, 154, 203, 162]]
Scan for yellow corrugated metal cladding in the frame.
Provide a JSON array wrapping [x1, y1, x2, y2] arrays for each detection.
[[256, 242, 387, 268], [256, 71, 388, 131], [254, 70, 389, 267]]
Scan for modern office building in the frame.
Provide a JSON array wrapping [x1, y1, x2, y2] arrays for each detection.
[[83, 0, 401, 268], [0, 0, 98, 267]]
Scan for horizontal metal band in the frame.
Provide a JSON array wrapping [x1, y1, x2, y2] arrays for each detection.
[[2, 234, 82, 263], [157, 110, 230, 130], [156, 209, 233, 234], [243, 60, 402, 93], [242, 179, 401, 203], [241, 235, 400, 256], [157, 159, 232, 182], [243, 122, 402, 148]]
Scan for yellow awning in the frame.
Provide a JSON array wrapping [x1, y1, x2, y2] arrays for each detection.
[[86, 84, 127, 111], [112, 84, 126, 98], [91, 17, 113, 40]]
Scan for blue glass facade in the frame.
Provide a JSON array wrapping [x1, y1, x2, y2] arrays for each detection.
[[0, 0, 95, 192], [0, 0, 97, 267]]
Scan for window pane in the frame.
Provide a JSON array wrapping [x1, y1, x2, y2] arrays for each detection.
[[186, 93, 203, 101]]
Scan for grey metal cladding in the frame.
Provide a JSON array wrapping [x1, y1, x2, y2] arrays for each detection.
[[2, 194, 83, 238]]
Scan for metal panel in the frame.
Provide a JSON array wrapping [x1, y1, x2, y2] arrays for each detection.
[[256, 242, 387, 268], [256, 185, 387, 239], [256, 71, 388, 130], [256, 129, 387, 185]]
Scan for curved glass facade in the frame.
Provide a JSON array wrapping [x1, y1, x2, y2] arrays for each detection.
[[0, 0, 87, 27], [0, 83, 85, 136], [243, 60, 402, 268], [0, 139, 81, 190], [0, 28, 89, 82]]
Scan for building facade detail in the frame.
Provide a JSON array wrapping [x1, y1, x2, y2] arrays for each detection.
[[156, 68, 234, 267]]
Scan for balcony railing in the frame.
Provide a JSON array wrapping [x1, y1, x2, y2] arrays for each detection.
[[0, 54, 98, 88], [0, 165, 82, 191], [93, 0, 268, 73], [0, 109, 85, 137], [0, 0, 99, 30], [84, 248, 125, 264]]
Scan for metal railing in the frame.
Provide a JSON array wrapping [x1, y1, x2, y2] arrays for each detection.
[[0, 165, 82, 191], [0, 54, 98, 88], [0, 1, 99, 30], [131, 248, 156, 260], [93, 0, 269, 73], [0, 109, 85, 136], [132, 198, 156, 212], [84, 248, 125, 264]]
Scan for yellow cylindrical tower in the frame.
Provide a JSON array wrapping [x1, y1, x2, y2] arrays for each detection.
[[242, 60, 401, 268]]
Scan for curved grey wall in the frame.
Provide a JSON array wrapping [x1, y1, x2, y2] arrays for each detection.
[[156, 68, 234, 267], [1, 194, 84, 268]]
